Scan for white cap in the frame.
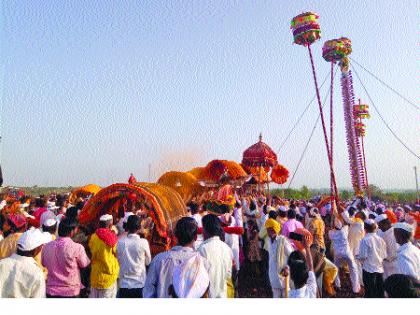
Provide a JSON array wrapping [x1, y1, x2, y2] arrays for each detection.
[[173, 254, 209, 298], [19, 203, 29, 209], [123, 212, 134, 224], [375, 214, 388, 223], [99, 214, 113, 222], [394, 222, 414, 233], [309, 207, 319, 217], [364, 219, 375, 225], [44, 218, 57, 227], [278, 206, 287, 212], [17, 228, 52, 251]]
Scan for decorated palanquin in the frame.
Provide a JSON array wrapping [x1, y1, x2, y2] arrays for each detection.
[[78, 182, 187, 255], [68, 184, 101, 204]]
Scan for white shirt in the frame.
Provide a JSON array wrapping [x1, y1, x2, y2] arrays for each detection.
[[143, 246, 202, 298], [0, 253, 46, 298], [357, 233, 387, 273], [378, 227, 399, 277], [198, 236, 233, 298], [329, 226, 352, 257], [268, 235, 294, 289], [396, 242, 420, 281], [348, 220, 365, 256], [289, 271, 317, 298], [117, 234, 151, 289], [233, 207, 244, 228]]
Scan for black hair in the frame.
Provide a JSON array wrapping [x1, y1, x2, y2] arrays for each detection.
[[296, 214, 304, 222], [368, 214, 376, 220], [58, 217, 78, 237], [202, 214, 224, 241], [278, 210, 287, 218], [187, 202, 199, 215], [356, 211, 367, 221], [174, 217, 198, 246], [75, 201, 85, 210], [235, 201, 241, 208], [395, 228, 412, 243], [268, 210, 277, 220], [348, 207, 356, 217], [35, 198, 46, 208], [287, 209, 297, 219], [249, 201, 256, 211], [42, 223, 57, 234], [99, 219, 112, 228], [65, 207, 79, 220], [364, 222, 376, 233], [288, 250, 309, 289], [16, 247, 39, 257], [384, 274, 420, 298], [127, 215, 141, 234]]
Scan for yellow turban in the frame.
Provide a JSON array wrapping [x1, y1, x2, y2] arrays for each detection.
[[265, 218, 280, 235]]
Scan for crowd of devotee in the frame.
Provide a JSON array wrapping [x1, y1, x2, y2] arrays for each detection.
[[0, 189, 419, 298]]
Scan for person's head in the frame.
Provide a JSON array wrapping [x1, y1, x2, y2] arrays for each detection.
[[65, 206, 79, 220], [393, 223, 414, 246], [265, 218, 280, 241], [278, 207, 287, 218], [175, 216, 198, 246], [268, 210, 277, 220], [287, 209, 296, 219], [288, 250, 309, 289], [364, 219, 377, 233], [249, 201, 256, 211], [17, 228, 52, 258], [376, 216, 391, 232], [99, 214, 113, 228], [35, 197, 46, 208], [58, 217, 79, 238], [202, 214, 224, 241], [42, 219, 58, 235], [348, 206, 356, 217], [355, 211, 366, 221], [384, 274, 420, 298], [126, 215, 141, 234], [188, 202, 199, 215]]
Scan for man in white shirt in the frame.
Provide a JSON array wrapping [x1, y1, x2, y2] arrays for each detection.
[[265, 218, 294, 298], [198, 214, 233, 298], [356, 219, 387, 298], [394, 222, 420, 281], [0, 228, 52, 298], [376, 214, 399, 279], [144, 217, 207, 298], [328, 219, 361, 294], [117, 215, 151, 298]]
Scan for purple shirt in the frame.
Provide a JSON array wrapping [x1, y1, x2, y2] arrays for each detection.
[[41, 237, 90, 297], [281, 219, 304, 237]]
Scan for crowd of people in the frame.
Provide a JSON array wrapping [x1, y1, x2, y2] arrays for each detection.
[[0, 189, 419, 298]]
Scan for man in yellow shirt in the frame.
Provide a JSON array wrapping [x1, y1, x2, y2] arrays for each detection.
[[89, 214, 119, 298], [307, 208, 325, 251], [0, 214, 27, 259]]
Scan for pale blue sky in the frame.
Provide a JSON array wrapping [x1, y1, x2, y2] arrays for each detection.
[[1, 0, 419, 189]]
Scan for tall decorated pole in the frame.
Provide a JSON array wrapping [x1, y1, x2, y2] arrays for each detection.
[[337, 38, 369, 197], [322, 38, 353, 202], [291, 12, 339, 206], [354, 99, 370, 197]]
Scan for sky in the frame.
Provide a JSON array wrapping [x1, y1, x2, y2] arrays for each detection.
[[1, 0, 419, 189]]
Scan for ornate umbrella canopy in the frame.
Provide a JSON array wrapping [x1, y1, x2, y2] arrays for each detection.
[[242, 133, 278, 168]]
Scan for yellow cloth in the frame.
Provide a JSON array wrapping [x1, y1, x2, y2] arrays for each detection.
[[308, 217, 325, 249], [323, 258, 338, 296], [0, 233, 22, 259], [265, 218, 280, 235], [227, 278, 234, 298], [88, 233, 119, 289]]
